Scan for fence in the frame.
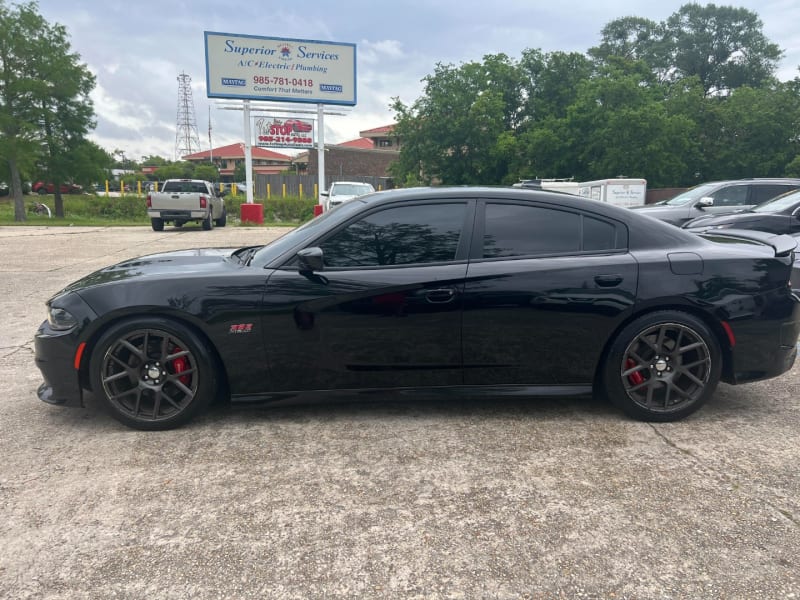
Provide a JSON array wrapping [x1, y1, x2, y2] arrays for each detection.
[[253, 174, 393, 199]]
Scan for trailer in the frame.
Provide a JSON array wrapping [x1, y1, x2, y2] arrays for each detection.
[[513, 179, 580, 194], [577, 178, 647, 207]]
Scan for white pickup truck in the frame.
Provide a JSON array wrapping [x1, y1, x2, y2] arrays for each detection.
[[146, 179, 227, 231]]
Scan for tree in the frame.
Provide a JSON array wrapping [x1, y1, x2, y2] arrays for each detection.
[[194, 162, 219, 182], [522, 61, 702, 186], [663, 4, 782, 95], [591, 4, 783, 96], [699, 84, 800, 179], [391, 54, 525, 185], [0, 1, 96, 220], [154, 161, 194, 181]]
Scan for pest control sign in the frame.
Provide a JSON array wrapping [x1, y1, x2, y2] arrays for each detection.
[[204, 31, 357, 105]]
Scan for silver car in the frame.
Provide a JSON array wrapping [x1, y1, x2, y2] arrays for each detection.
[[632, 178, 800, 226]]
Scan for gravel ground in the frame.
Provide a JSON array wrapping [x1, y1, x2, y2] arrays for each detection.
[[0, 225, 798, 599]]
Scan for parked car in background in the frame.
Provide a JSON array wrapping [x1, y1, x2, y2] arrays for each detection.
[[146, 178, 227, 231], [34, 187, 800, 430], [320, 181, 375, 210], [684, 189, 800, 234], [32, 181, 83, 195], [632, 178, 800, 226]]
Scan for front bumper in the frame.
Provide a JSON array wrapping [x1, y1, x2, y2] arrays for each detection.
[[34, 321, 84, 407]]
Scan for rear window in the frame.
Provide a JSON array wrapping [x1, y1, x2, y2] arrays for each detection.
[[162, 181, 209, 194]]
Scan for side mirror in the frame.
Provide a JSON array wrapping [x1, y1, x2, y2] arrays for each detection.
[[219, 189, 228, 198], [320, 190, 329, 197], [297, 247, 324, 272], [697, 196, 714, 208]]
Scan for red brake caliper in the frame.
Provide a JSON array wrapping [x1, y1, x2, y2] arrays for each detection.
[[172, 346, 190, 385], [626, 358, 644, 386]]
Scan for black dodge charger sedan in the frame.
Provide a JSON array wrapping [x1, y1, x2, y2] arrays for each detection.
[[35, 187, 800, 429]]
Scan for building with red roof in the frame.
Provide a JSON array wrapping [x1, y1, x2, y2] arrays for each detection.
[[183, 143, 293, 181]]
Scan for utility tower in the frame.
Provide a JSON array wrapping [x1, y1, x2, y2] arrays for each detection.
[[174, 71, 201, 160]]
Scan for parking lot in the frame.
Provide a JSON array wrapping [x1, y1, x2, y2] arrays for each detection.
[[1, 224, 799, 598]]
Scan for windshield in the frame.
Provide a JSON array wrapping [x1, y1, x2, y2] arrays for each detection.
[[662, 183, 720, 206], [251, 200, 366, 265], [752, 189, 800, 213], [331, 183, 373, 196]]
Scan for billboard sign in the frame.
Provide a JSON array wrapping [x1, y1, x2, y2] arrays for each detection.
[[255, 117, 314, 149], [204, 32, 357, 105]]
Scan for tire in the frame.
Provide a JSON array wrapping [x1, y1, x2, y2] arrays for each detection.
[[37, 187, 48, 195], [602, 311, 721, 422], [89, 318, 217, 430], [151, 217, 164, 231], [202, 212, 213, 230], [215, 207, 227, 227], [174, 220, 184, 228]]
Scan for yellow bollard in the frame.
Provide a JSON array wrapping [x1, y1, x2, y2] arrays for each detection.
[[299, 183, 303, 197], [267, 184, 271, 199], [104, 180, 109, 196], [314, 183, 318, 198], [282, 183, 286, 198]]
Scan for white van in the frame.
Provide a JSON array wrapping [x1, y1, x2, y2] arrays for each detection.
[[577, 178, 647, 207]]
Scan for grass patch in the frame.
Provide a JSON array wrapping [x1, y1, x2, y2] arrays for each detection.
[[0, 194, 317, 226]]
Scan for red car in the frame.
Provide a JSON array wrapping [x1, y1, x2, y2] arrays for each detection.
[[33, 181, 83, 195], [284, 119, 313, 133]]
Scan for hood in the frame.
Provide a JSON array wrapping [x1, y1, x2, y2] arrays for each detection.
[[58, 247, 238, 295], [684, 212, 760, 230]]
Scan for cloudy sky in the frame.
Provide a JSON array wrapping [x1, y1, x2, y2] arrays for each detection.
[[34, 0, 800, 162]]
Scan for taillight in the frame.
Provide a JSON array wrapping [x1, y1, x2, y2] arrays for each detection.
[[146, 194, 151, 208], [199, 195, 207, 208]]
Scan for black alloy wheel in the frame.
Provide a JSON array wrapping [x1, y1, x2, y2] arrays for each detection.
[[90, 318, 216, 430], [604, 311, 721, 421]]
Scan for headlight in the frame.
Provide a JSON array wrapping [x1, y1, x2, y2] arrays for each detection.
[[47, 306, 77, 331]]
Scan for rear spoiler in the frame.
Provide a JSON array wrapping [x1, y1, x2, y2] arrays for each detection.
[[698, 229, 798, 257]]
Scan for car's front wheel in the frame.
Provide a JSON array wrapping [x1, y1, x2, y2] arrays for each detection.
[[603, 311, 721, 422], [89, 318, 216, 430]]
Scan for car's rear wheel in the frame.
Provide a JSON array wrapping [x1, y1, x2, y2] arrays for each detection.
[[202, 212, 213, 230], [89, 318, 216, 430], [603, 311, 721, 422], [215, 207, 227, 227], [151, 217, 164, 231]]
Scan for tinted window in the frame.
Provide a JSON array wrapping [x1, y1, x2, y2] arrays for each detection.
[[583, 217, 618, 251], [483, 204, 620, 258], [751, 184, 798, 205], [321, 203, 466, 268], [710, 185, 748, 206]]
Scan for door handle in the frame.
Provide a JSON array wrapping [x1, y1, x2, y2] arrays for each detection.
[[425, 288, 456, 304], [594, 274, 623, 287]]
